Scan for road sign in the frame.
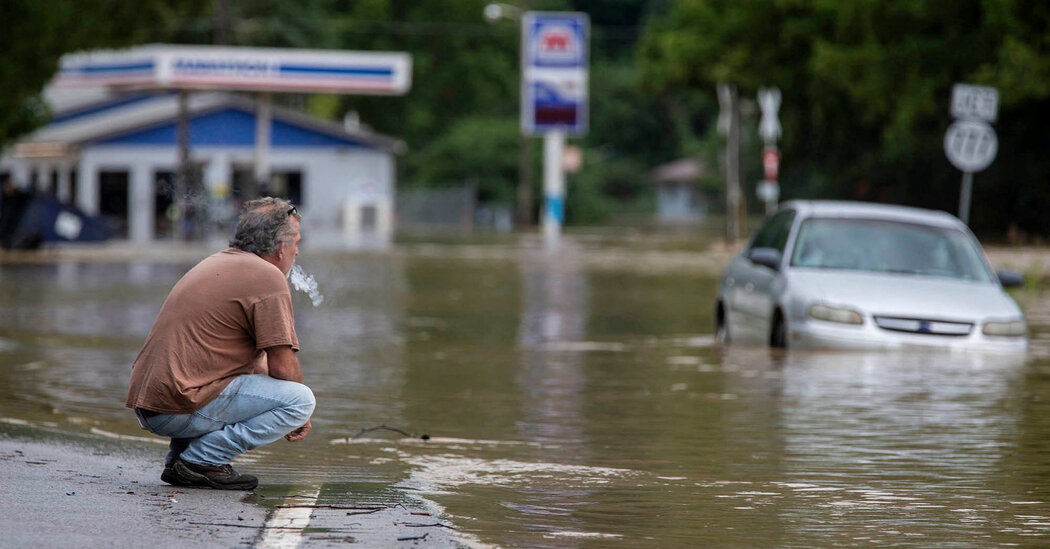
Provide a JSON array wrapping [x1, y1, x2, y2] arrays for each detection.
[[757, 180, 779, 215], [951, 83, 998, 123], [757, 87, 781, 145], [757, 180, 779, 202], [944, 120, 998, 173], [562, 145, 583, 173], [762, 147, 780, 181], [521, 12, 589, 136]]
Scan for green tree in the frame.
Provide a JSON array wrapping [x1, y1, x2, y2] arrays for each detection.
[[0, 0, 206, 150], [639, 0, 1050, 237], [412, 116, 520, 204]]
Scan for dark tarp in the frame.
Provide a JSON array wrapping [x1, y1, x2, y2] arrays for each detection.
[[4, 193, 109, 249]]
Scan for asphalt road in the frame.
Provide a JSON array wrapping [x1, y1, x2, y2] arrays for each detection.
[[0, 432, 268, 548], [0, 425, 466, 548]]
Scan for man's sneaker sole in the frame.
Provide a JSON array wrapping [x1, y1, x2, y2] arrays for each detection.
[[173, 459, 258, 490]]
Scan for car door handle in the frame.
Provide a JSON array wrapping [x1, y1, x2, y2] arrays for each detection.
[[725, 277, 734, 287], [744, 282, 754, 292]]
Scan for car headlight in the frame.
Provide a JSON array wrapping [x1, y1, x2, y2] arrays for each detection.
[[982, 319, 1027, 337], [808, 304, 863, 325]]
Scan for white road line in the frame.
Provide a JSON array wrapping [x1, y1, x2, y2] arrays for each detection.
[[257, 486, 322, 549]]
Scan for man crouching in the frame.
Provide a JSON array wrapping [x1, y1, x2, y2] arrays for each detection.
[[126, 197, 314, 490]]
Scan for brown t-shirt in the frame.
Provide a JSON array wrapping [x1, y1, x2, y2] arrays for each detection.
[[126, 248, 299, 414]]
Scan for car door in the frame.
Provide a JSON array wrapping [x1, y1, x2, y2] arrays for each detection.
[[724, 209, 796, 342]]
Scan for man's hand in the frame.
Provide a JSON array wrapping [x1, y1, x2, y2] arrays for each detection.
[[285, 419, 311, 442]]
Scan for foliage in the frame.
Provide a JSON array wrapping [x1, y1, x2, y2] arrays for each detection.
[[567, 154, 646, 224], [0, 0, 206, 149], [411, 116, 520, 204], [11, 2, 1050, 235], [638, 0, 1050, 238], [2, 0, 681, 227]]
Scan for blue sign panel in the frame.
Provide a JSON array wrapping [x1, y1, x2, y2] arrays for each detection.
[[524, 14, 588, 69], [521, 12, 589, 136]]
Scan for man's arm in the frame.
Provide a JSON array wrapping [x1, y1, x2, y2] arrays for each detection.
[[264, 345, 311, 442], [264, 344, 304, 383]]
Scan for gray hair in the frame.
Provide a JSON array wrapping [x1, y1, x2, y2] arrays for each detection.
[[229, 197, 302, 256]]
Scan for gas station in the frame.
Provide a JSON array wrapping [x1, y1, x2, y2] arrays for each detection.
[[0, 44, 411, 248]]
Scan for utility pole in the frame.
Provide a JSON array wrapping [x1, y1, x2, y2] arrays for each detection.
[[175, 90, 190, 241], [515, 1, 534, 228], [718, 83, 744, 245]]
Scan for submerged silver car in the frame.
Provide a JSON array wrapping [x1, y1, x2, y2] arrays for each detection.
[[715, 200, 1027, 351]]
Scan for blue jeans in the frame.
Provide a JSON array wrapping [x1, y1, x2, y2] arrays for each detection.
[[139, 374, 315, 466]]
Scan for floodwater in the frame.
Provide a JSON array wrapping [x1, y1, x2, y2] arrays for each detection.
[[3, 237, 1050, 547]]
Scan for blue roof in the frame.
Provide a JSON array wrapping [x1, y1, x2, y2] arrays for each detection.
[[51, 92, 174, 125], [92, 106, 372, 148]]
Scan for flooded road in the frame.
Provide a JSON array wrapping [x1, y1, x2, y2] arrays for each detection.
[[3, 237, 1050, 547]]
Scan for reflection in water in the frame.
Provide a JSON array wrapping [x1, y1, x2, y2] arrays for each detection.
[[719, 347, 1037, 544], [515, 243, 611, 540], [518, 243, 588, 444], [3, 246, 1050, 547], [292, 253, 407, 439]]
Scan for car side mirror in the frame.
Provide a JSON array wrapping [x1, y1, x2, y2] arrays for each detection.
[[748, 247, 782, 271], [997, 269, 1024, 288]]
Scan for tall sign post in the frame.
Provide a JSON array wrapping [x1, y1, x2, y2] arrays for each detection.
[[521, 12, 589, 246], [756, 87, 782, 216], [944, 83, 999, 224]]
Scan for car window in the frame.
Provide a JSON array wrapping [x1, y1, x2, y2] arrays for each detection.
[[789, 217, 994, 282], [748, 209, 796, 253]]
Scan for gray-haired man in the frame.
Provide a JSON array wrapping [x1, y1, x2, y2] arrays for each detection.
[[127, 197, 315, 490]]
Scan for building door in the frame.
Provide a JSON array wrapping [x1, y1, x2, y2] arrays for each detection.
[[99, 170, 129, 239], [70, 169, 78, 208], [360, 204, 378, 234]]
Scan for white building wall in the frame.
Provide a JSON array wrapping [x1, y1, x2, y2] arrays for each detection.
[[4, 140, 396, 249], [43, 144, 393, 248], [129, 162, 153, 243], [290, 147, 394, 248], [0, 155, 29, 188], [77, 155, 100, 215]]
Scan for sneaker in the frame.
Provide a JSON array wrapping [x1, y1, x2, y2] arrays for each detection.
[[161, 438, 192, 486], [172, 458, 258, 490], [161, 464, 187, 486]]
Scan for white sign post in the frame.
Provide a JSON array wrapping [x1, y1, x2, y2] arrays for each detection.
[[757, 87, 781, 215], [945, 84, 999, 224], [522, 12, 589, 246]]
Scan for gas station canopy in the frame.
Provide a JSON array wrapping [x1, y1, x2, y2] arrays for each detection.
[[52, 44, 412, 95]]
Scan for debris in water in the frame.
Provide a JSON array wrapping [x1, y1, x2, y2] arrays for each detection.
[[350, 424, 429, 441]]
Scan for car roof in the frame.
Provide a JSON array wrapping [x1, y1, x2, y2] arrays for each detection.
[[780, 200, 965, 229]]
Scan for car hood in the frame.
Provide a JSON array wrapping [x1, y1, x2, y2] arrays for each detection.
[[785, 269, 1023, 321]]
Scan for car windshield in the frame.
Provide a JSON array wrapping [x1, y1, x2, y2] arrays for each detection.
[[789, 217, 995, 282]]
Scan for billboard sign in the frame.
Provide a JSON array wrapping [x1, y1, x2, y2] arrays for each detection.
[[521, 12, 589, 136]]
